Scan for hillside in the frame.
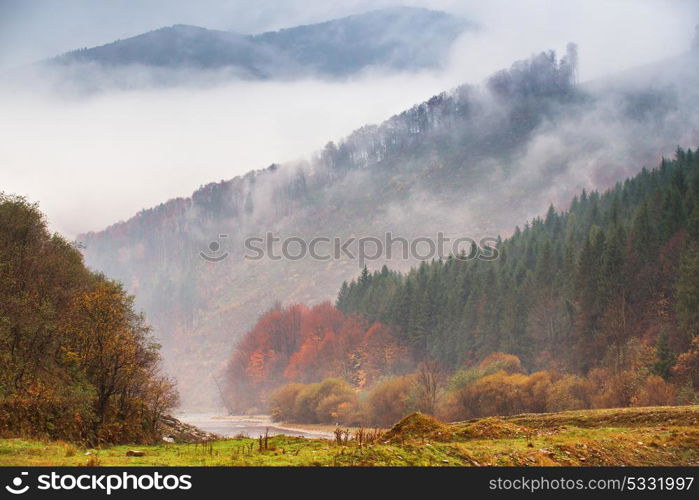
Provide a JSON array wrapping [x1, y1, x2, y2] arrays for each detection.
[[2, 406, 697, 466], [47, 8, 471, 81], [337, 149, 699, 372], [79, 45, 699, 408]]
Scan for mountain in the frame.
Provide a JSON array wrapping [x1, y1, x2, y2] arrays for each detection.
[[79, 43, 699, 409], [48, 8, 473, 81]]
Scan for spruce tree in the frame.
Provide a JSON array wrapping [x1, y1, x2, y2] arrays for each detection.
[[653, 331, 676, 380]]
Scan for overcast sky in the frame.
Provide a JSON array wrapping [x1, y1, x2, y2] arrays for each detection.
[[1, 0, 698, 237]]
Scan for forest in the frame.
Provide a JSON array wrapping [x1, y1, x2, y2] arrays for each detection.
[[224, 149, 699, 425], [0, 195, 178, 445]]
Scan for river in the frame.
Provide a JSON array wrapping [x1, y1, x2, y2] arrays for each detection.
[[176, 413, 334, 440]]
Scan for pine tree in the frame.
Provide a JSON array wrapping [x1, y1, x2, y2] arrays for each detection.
[[687, 205, 699, 243], [336, 281, 350, 310], [653, 331, 675, 379], [675, 246, 699, 344]]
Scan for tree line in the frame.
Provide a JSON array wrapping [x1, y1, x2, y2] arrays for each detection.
[[337, 148, 699, 389]]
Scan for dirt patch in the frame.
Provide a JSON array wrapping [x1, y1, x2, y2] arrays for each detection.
[[453, 418, 533, 440], [385, 413, 534, 443]]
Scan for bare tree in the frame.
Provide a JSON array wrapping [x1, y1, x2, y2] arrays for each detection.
[[415, 360, 443, 415]]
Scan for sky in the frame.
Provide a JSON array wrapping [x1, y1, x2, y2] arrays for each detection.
[[1, 0, 698, 237]]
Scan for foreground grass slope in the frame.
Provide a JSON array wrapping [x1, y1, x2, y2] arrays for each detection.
[[1, 406, 697, 466]]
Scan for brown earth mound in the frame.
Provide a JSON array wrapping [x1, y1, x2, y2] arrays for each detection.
[[383, 412, 451, 442]]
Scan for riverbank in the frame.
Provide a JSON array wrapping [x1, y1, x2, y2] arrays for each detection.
[[1, 406, 697, 466], [177, 413, 383, 439], [278, 421, 386, 435], [175, 413, 336, 439]]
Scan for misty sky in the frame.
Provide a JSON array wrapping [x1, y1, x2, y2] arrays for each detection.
[[1, 0, 699, 237]]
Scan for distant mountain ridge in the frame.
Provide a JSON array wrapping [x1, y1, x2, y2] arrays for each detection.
[[49, 7, 473, 79]]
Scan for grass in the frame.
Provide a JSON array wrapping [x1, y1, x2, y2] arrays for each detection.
[[0, 405, 697, 466]]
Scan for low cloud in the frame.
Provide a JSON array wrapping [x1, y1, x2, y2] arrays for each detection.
[[0, 68, 456, 237]]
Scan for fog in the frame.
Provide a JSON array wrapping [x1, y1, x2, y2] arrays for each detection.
[[1, 0, 698, 239], [0, 72, 453, 237]]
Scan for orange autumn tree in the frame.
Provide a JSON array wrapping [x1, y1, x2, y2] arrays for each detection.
[[62, 280, 178, 444], [223, 302, 407, 412]]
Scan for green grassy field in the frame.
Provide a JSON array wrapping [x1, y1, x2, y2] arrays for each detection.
[[1, 406, 697, 466]]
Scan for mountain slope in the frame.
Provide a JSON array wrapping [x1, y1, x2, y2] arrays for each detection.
[[49, 8, 472, 80], [79, 45, 699, 409], [250, 7, 472, 75], [56, 25, 273, 75], [221, 150, 699, 416]]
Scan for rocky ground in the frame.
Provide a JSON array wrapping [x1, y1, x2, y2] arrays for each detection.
[[158, 414, 220, 443]]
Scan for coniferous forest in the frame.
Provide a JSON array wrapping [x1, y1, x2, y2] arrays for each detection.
[[337, 148, 699, 373]]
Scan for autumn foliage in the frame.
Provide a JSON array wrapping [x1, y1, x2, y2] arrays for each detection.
[[226, 299, 685, 427], [224, 303, 690, 427], [266, 349, 683, 427], [223, 302, 407, 412], [0, 195, 178, 444]]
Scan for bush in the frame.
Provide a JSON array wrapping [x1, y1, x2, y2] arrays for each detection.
[[477, 353, 523, 374], [271, 378, 356, 424], [588, 368, 641, 408], [269, 383, 305, 422], [546, 375, 592, 411], [316, 393, 353, 422], [0, 382, 96, 443], [365, 376, 415, 427], [443, 369, 555, 420], [633, 375, 677, 406]]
